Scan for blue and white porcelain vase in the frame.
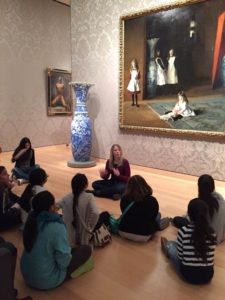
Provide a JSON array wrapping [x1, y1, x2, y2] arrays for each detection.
[[68, 82, 96, 168], [146, 38, 159, 98]]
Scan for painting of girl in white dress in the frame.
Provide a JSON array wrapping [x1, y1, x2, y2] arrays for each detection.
[[120, 0, 225, 137], [127, 59, 141, 107], [160, 91, 195, 121], [167, 48, 178, 94], [155, 49, 167, 95]]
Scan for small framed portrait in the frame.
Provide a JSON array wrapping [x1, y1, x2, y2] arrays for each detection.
[[47, 68, 72, 116]]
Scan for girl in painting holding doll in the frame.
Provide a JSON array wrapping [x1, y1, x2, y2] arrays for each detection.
[[127, 58, 140, 107], [160, 91, 195, 121]]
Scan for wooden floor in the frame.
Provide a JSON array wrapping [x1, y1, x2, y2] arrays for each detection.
[[1, 144, 225, 300]]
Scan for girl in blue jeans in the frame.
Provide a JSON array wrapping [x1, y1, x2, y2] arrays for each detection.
[[161, 198, 216, 284], [11, 137, 39, 181]]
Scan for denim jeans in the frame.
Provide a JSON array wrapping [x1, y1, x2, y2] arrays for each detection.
[[92, 179, 126, 198], [12, 165, 39, 180], [167, 240, 181, 274]]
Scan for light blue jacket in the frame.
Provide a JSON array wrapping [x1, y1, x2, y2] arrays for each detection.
[[20, 211, 72, 290]]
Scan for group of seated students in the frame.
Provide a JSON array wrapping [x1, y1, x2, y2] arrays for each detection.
[[0, 139, 225, 299]]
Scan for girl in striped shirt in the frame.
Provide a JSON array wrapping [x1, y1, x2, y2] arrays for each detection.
[[161, 198, 217, 284]]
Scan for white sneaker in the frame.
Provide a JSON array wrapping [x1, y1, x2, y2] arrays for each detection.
[[17, 179, 29, 186]]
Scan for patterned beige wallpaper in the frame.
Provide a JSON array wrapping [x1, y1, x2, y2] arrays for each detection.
[[71, 0, 225, 181], [0, 0, 71, 151]]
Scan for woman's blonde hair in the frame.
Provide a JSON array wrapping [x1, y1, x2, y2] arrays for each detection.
[[108, 144, 123, 169], [125, 175, 153, 202]]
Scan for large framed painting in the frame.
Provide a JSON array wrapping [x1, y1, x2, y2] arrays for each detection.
[[119, 0, 225, 139], [47, 68, 72, 116]]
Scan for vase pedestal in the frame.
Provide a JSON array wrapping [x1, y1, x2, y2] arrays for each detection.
[[67, 159, 96, 168], [67, 82, 96, 168]]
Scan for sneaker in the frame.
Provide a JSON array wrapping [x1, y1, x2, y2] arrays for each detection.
[[159, 217, 170, 230], [17, 179, 29, 186], [161, 237, 169, 258], [112, 194, 121, 200]]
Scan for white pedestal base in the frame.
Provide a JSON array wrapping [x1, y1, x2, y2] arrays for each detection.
[[67, 159, 96, 168]]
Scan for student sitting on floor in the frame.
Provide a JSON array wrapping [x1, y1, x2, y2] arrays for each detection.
[[57, 173, 110, 247], [21, 191, 93, 290], [0, 166, 21, 231], [19, 168, 47, 213], [161, 198, 216, 284], [0, 236, 32, 300], [171, 174, 225, 244], [118, 175, 169, 242], [11, 137, 39, 183]]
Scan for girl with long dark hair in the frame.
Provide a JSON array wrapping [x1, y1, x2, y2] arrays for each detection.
[[21, 191, 92, 290], [119, 175, 169, 242], [19, 168, 48, 213], [0, 236, 32, 300], [0, 166, 21, 231], [57, 173, 99, 246], [161, 198, 216, 284], [198, 174, 225, 243], [172, 174, 225, 244], [12, 137, 39, 181]]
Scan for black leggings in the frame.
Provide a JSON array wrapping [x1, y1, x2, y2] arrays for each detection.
[[94, 211, 110, 230]]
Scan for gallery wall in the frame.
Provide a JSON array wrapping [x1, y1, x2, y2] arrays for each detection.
[[0, 0, 71, 151], [71, 0, 225, 181]]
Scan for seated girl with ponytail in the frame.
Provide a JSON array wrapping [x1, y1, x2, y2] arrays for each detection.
[[20, 191, 93, 290], [172, 174, 225, 244], [57, 173, 110, 247], [161, 198, 217, 284]]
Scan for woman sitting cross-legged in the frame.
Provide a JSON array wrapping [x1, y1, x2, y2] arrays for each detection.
[[57, 173, 110, 247], [91, 144, 130, 200], [20, 191, 93, 290], [161, 198, 217, 284], [172, 174, 225, 244], [118, 175, 170, 242], [11, 137, 39, 183]]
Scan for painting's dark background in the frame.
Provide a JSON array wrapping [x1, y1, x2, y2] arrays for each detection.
[[145, 0, 225, 96]]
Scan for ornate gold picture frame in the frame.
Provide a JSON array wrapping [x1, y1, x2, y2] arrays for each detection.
[[47, 68, 72, 116], [119, 0, 225, 139]]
